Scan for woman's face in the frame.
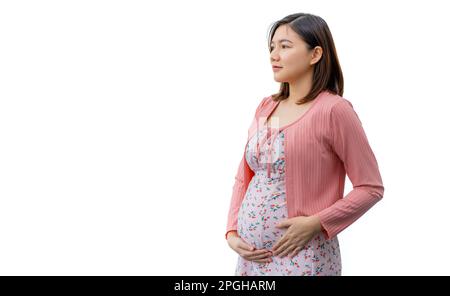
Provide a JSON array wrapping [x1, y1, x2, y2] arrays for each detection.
[[269, 24, 320, 83]]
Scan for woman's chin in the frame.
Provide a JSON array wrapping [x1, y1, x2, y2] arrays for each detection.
[[273, 76, 286, 83]]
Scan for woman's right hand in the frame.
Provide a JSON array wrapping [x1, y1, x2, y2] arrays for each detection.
[[227, 233, 273, 264]]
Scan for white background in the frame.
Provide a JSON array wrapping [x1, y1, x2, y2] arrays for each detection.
[[1, 0, 449, 275]]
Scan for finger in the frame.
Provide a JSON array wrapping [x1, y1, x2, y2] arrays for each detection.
[[288, 246, 301, 259], [272, 236, 288, 252], [276, 243, 296, 258], [272, 241, 289, 256], [249, 249, 271, 254], [278, 244, 297, 258], [252, 257, 273, 264], [246, 251, 273, 260], [238, 241, 255, 251], [239, 247, 269, 255], [249, 249, 272, 258], [241, 249, 271, 259]]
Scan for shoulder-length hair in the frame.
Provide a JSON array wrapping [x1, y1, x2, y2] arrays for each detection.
[[267, 13, 344, 104]]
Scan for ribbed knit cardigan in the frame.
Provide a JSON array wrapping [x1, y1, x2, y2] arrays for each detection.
[[225, 89, 384, 241]]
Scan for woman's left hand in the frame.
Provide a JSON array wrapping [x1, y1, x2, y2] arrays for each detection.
[[271, 215, 323, 259]]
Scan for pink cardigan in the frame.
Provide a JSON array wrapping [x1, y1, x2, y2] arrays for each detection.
[[225, 90, 384, 240]]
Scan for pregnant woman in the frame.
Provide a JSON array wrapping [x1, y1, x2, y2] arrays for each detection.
[[225, 13, 384, 276]]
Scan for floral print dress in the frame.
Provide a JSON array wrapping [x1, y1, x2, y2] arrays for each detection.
[[235, 124, 342, 276]]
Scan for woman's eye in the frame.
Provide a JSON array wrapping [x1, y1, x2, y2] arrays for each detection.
[[270, 45, 289, 51]]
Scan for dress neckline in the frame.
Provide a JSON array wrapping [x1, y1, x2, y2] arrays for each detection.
[[264, 90, 326, 131]]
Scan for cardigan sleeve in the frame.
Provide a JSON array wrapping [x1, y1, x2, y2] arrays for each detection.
[[225, 153, 249, 240], [316, 99, 384, 240], [225, 96, 270, 240]]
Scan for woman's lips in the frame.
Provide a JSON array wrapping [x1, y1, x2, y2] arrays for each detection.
[[272, 66, 282, 72]]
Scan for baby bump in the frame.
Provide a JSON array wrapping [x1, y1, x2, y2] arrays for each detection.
[[237, 176, 288, 250]]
